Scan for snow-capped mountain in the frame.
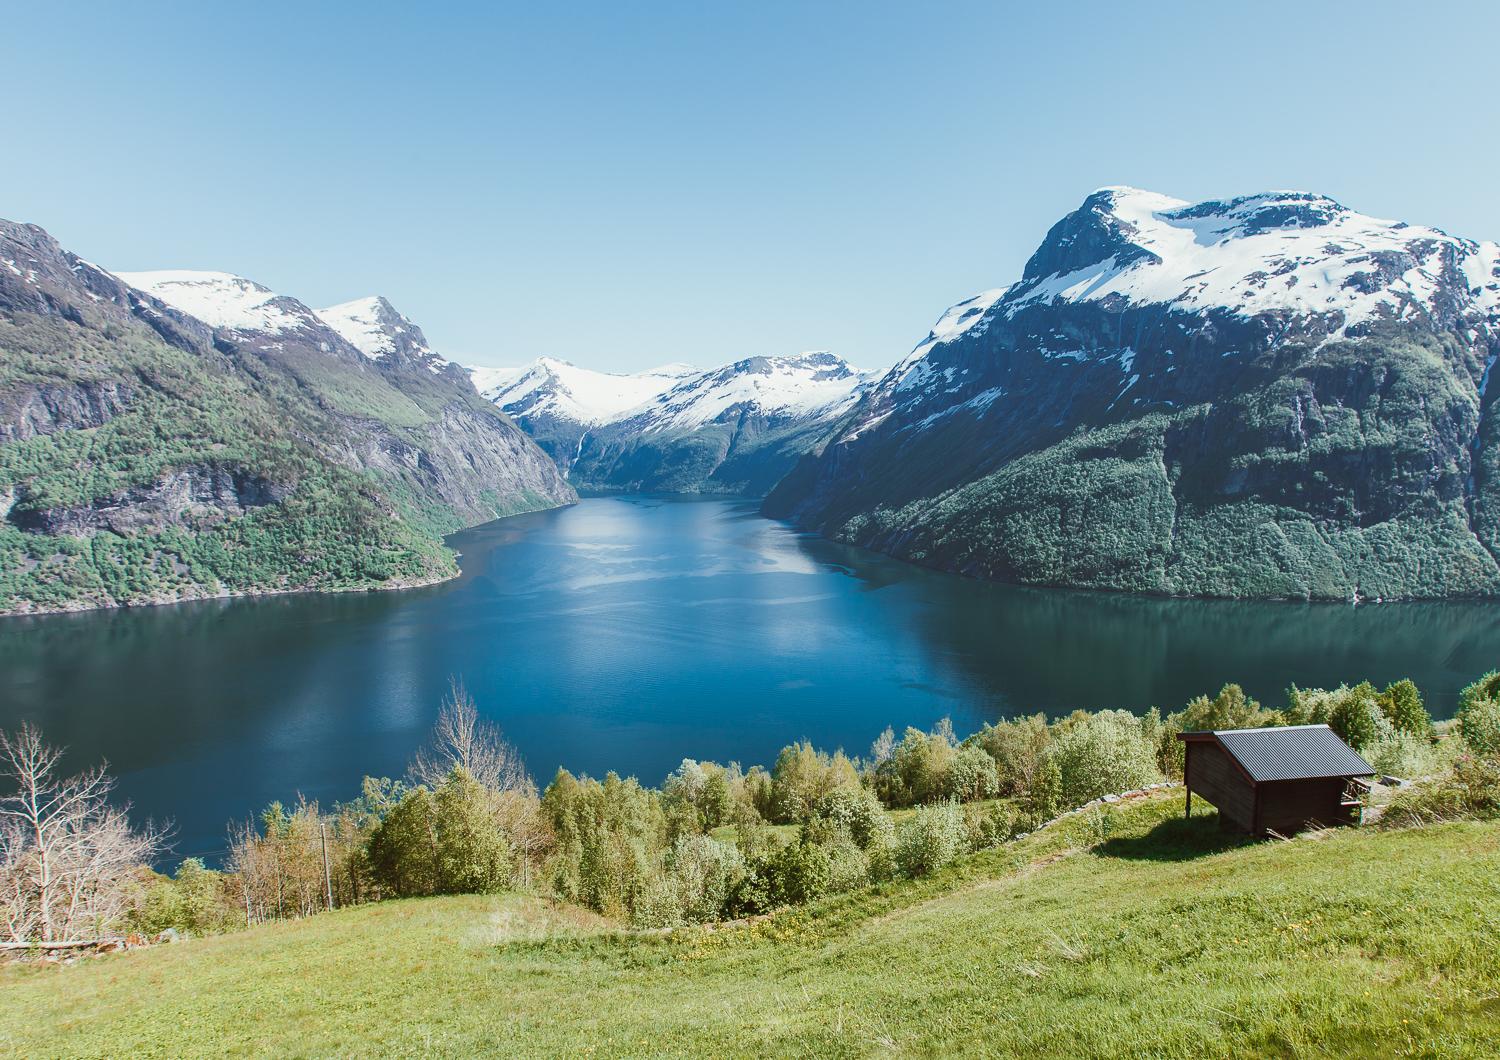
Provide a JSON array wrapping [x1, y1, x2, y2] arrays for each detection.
[[767, 187, 1500, 601], [466, 357, 697, 472], [315, 295, 457, 378], [476, 352, 875, 494], [115, 267, 572, 532]]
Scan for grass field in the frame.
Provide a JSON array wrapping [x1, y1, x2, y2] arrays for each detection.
[[3, 794, 1497, 1058]]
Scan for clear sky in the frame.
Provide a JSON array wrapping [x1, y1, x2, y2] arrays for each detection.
[[6, 1, 1497, 372]]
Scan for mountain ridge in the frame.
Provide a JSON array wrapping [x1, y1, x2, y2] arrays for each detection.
[[0, 220, 573, 615], [765, 187, 1500, 601]]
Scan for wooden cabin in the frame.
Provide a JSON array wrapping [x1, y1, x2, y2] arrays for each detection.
[[1177, 724, 1374, 836]]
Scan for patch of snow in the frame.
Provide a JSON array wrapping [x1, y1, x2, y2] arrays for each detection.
[[1003, 187, 1500, 338], [315, 296, 399, 360], [475, 357, 699, 426], [115, 270, 310, 333]]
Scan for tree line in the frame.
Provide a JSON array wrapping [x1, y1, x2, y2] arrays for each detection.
[[5, 670, 1499, 947]]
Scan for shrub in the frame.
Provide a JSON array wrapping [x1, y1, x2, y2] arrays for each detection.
[[764, 835, 834, 906], [894, 801, 966, 878], [869, 726, 956, 808], [367, 769, 513, 898], [1457, 672, 1500, 754], [944, 744, 1001, 802], [1381, 753, 1500, 828], [652, 834, 744, 925], [1159, 684, 1280, 776], [808, 787, 892, 850], [1377, 679, 1433, 738], [967, 714, 1051, 797], [1364, 731, 1440, 780], [1045, 710, 1161, 808], [769, 743, 860, 823], [661, 759, 737, 838], [129, 858, 242, 937], [540, 770, 666, 918], [1326, 683, 1388, 751]]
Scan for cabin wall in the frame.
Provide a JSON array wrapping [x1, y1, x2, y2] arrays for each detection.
[[1258, 778, 1359, 834], [1184, 742, 1254, 831]]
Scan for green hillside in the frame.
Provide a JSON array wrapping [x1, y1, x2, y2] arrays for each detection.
[[4, 795, 1496, 1058]]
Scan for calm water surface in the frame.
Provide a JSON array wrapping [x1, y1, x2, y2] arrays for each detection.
[[1, 496, 1497, 862]]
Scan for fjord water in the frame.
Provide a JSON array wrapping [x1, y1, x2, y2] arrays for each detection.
[[2, 495, 1497, 862]]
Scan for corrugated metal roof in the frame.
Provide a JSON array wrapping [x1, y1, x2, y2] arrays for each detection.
[[1210, 725, 1374, 782]]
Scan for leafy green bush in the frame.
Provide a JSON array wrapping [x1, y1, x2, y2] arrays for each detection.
[[367, 769, 513, 898], [967, 714, 1051, 797], [869, 725, 956, 808], [1457, 672, 1500, 754], [1045, 709, 1161, 807], [1364, 731, 1440, 780], [129, 858, 243, 938], [1286, 682, 1389, 751], [808, 787, 892, 851], [768, 742, 860, 823], [1376, 679, 1433, 738], [944, 744, 1001, 802], [894, 801, 966, 878]]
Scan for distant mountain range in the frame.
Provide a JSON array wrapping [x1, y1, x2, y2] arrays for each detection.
[[767, 188, 1500, 601], [474, 352, 876, 495], [0, 222, 572, 615], [6, 185, 1498, 613]]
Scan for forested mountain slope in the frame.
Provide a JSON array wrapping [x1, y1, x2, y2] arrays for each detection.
[[766, 188, 1500, 601], [0, 221, 573, 614]]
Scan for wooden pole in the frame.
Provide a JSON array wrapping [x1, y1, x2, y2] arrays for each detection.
[[320, 821, 335, 913], [1183, 745, 1191, 818]]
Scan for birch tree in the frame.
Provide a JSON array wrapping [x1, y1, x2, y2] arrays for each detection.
[[0, 724, 160, 944]]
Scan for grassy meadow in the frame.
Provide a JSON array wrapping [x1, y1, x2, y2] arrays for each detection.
[[3, 793, 1496, 1058]]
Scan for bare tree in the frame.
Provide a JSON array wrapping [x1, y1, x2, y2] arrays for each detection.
[[410, 679, 532, 796], [0, 724, 161, 944]]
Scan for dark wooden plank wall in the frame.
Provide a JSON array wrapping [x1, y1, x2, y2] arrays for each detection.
[[1258, 778, 1358, 833], [1185, 741, 1255, 831]]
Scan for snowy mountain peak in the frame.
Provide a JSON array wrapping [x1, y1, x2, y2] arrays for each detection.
[[114, 270, 313, 334], [1010, 187, 1500, 333], [471, 358, 694, 427], [639, 352, 873, 433], [314, 295, 452, 374]]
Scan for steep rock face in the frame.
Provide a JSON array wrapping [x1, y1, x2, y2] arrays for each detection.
[[766, 189, 1500, 601], [477, 353, 876, 495], [0, 220, 573, 615]]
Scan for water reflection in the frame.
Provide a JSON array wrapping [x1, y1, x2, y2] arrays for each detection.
[[0, 495, 1496, 864]]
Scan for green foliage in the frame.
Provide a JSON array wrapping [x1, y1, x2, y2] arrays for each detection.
[[1364, 731, 1441, 780], [660, 759, 735, 839], [967, 713, 1051, 797], [807, 787, 892, 851], [128, 858, 242, 938], [540, 769, 667, 919], [894, 800, 966, 877], [944, 743, 1001, 802], [1157, 684, 1281, 776], [1457, 672, 1500, 754], [868, 724, 957, 808], [367, 769, 513, 899], [768, 742, 860, 824], [1045, 709, 1161, 807], [1377, 679, 1433, 738]]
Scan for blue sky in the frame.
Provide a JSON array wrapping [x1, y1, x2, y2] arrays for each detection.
[[6, 1, 1497, 372]]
